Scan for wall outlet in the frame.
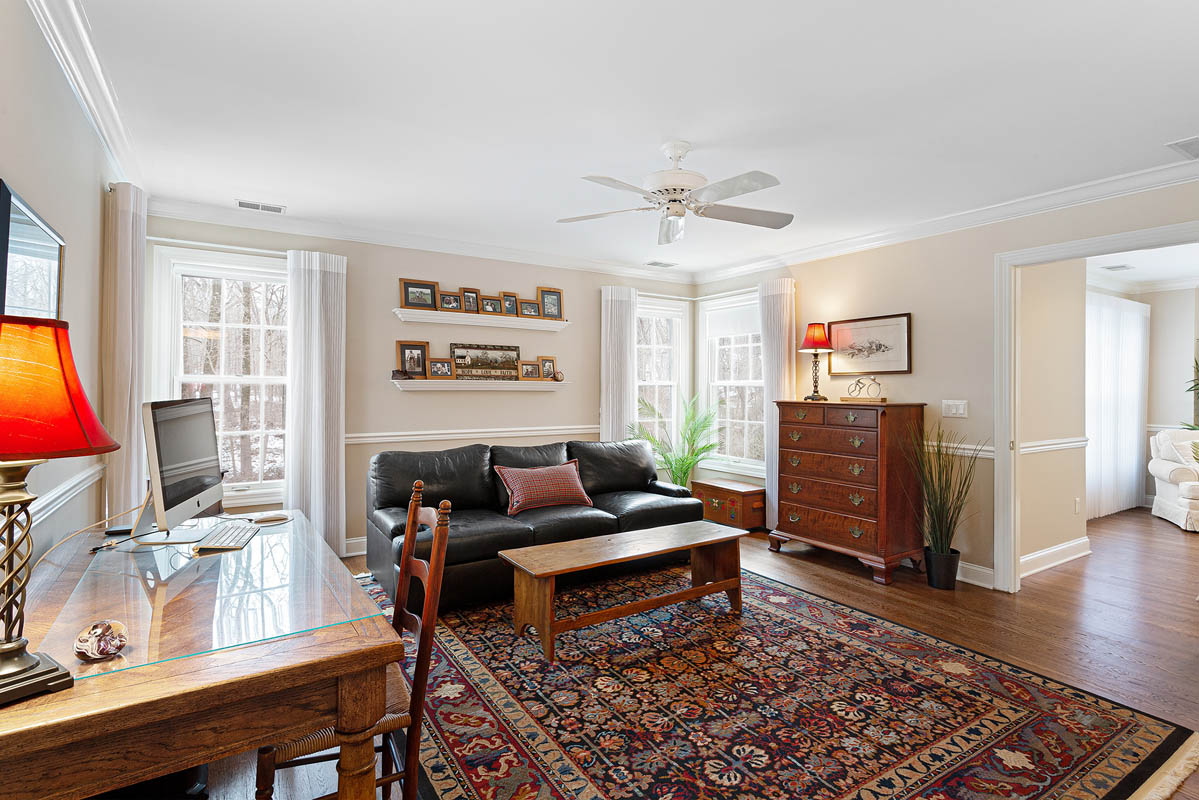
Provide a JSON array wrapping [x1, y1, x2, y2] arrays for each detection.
[[942, 400, 968, 418], [1074, 497, 1081, 515]]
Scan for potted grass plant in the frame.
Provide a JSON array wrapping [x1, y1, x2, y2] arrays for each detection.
[[630, 394, 719, 487], [905, 423, 987, 589]]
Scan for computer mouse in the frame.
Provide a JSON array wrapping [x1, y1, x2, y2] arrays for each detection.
[[252, 512, 291, 525]]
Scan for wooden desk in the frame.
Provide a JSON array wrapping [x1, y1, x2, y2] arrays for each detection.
[[0, 512, 402, 800]]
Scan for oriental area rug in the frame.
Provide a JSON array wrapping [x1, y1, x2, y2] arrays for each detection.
[[356, 569, 1198, 800]]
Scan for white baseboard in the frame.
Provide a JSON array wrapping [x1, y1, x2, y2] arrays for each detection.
[[1142, 494, 1155, 508], [29, 463, 105, 523], [956, 561, 995, 589], [343, 536, 366, 557], [1019, 536, 1091, 578]]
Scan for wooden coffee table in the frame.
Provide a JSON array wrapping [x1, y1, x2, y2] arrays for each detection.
[[498, 520, 746, 661]]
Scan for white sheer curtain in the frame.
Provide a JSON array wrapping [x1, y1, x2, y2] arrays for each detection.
[[759, 277, 799, 529], [100, 182, 147, 514], [1085, 292, 1149, 519], [284, 251, 347, 552], [600, 285, 638, 441]]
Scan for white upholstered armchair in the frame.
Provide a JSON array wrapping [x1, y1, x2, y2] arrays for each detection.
[[1149, 429, 1199, 532]]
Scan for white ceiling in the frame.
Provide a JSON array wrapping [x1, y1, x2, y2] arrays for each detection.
[[75, 0, 1199, 280], [1088, 243, 1199, 292]]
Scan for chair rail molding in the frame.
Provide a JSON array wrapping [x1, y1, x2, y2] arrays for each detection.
[[29, 462, 105, 523], [345, 424, 601, 446], [1017, 437, 1088, 455]]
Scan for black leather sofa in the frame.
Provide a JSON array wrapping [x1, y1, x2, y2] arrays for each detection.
[[366, 439, 704, 609]]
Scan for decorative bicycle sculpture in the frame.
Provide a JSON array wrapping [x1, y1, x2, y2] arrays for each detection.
[[847, 376, 883, 399]]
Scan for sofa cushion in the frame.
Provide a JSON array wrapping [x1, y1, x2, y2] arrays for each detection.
[[515, 504, 619, 545], [1154, 429, 1199, 465], [590, 490, 704, 532], [494, 459, 592, 515], [371, 506, 532, 565], [1180, 481, 1199, 501], [369, 444, 494, 510], [567, 439, 657, 496], [491, 442, 568, 508]]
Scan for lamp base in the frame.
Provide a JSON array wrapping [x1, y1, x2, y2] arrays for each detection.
[[803, 393, 828, 402], [0, 640, 72, 705]]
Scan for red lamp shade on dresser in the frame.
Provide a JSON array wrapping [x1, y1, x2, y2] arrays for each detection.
[[0, 315, 118, 460], [799, 322, 833, 353]]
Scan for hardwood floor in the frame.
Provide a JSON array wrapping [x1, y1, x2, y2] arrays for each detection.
[[202, 509, 1198, 800]]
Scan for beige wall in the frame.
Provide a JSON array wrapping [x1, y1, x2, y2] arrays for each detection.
[[3, 3, 116, 557], [145, 215, 692, 549], [699, 180, 1199, 571], [1142, 288, 1197, 428], [1017, 448, 1086, 556]]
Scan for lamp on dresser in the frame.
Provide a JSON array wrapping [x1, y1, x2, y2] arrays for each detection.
[[0, 315, 119, 704], [798, 322, 834, 401]]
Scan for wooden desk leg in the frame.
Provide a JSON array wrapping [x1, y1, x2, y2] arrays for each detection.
[[691, 540, 742, 614], [514, 570, 556, 661], [336, 665, 386, 800]]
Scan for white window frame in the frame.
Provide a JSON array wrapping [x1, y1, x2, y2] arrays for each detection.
[[634, 296, 691, 445], [696, 289, 766, 479], [148, 246, 288, 508]]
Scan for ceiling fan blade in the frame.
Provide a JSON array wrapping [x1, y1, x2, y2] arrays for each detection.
[[688, 170, 780, 204], [583, 175, 658, 201], [658, 214, 685, 245], [696, 204, 794, 229], [557, 207, 654, 223]]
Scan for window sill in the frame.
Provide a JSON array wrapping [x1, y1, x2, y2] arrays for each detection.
[[223, 485, 284, 508], [697, 459, 766, 480]]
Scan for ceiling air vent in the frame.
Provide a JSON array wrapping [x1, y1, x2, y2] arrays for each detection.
[[236, 199, 287, 214], [1100, 264, 1133, 272], [1166, 136, 1199, 160], [644, 260, 677, 269]]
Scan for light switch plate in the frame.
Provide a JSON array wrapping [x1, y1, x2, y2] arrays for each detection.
[[942, 400, 968, 418]]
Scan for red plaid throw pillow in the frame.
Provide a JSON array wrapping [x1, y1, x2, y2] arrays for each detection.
[[493, 459, 592, 516]]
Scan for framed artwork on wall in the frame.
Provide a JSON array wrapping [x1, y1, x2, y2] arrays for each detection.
[[501, 292, 519, 316], [460, 287, 480, 313], [518, 360, 543, 380], [1, 179, 64, 319], [438, 290, 464, 312], [395, 340, 430, 378], [399, 278, 439, 310], [427, 357, 456, 379], [537, 287, 563, 320], [451, 342, 520, 381], [538, 355, 556, 379], [480, 295, 504, 315], [827, 313, 912, 376], [518, 299, 541, 318]]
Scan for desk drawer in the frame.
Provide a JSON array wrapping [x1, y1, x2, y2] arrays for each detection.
[[780, 449, 877, 486], [780, 425, 878, 456], [780, 477, 878, 517], [777, 503, 878, 553], [780, 404, 824, 425], [824, 407, 878, 429]]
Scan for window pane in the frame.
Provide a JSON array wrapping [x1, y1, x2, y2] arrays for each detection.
[[638, 384, 656, 420], [263, 282, 287, 325], [747, 422, 765, 460], [223, 327, 262, 376], [263, 433, 285, 481], [717, 342, 731, 381], [636, 317, 652, 346], [718, 421, 730, 454], [222, 384, 262, 433], [715, 384, 728, 419], [182, 326, 220, 375], [636, 346, 652, 382], [220, 434, 261, 483], [733, 334, 749, 346], [656, 386, 673, 424], [747, 386, 764, 422], [654, 347, 672, 382], [264, 329, 287, 376], [263, 384, 286, 430], [655, 317, 672, 346], [181, 276, 221, 323], [181, 382, 221, 429], [751, 344, 762, 380], [729, 421, 746, 459], [224, 280, 264, 324], [733, 345, 750, 381], [751, 333, 761, 344]]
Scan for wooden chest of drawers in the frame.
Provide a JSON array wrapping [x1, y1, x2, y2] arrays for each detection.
[[771, 401, 925, 584], [691, 479, 767, 532]]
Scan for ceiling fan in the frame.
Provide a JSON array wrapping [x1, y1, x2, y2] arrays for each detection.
[[557, 140, 794, 245]]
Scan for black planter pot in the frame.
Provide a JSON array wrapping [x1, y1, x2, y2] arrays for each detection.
[[924, 547, 960, 590]]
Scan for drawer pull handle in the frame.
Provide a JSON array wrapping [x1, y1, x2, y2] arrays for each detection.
[[794, 409, 807, 420], [788, 455, 801, 467], [788, 482, 801, 493], [848, 493, 865, 506], [849, 436, 865, 448], [788, 430, 802, 442], [849, 463, 865, 476], [846, 412, 857, 422], [849, 525, 864, 539], [788, 512, 801, 523]]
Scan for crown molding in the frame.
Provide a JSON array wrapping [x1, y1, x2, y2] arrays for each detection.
[[147, 196, 696, 285], [1085, 273, 1136, 294], [1130, 276, 1199, 294], [25, 0, 139, 182], [692, 159, 1199, 285]]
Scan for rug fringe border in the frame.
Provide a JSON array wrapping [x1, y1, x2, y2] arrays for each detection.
[[1129, 732, 1199, 800]]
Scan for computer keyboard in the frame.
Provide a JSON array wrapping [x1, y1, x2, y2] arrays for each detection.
[[192, 519, 260, 553]]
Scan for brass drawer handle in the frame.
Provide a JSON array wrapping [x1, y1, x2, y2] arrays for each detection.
[[849, 525, 864, 538], [788, 430, 802, 442], [849, 463, 865, 476], [849, 436, 865, 448], [788, 512, 801, 523], [788, 482, 801, 493], [848, 493, 865, 506], [794, 409, 807, 421], [846, 412, 857, 422], [788, 455, 801, 467]]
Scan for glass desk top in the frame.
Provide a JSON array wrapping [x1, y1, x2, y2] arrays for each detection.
[[33, 515, 385, 680]]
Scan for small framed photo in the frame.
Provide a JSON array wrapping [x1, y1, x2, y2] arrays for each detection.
[[537, 287, 564, 320], [518, 360, 544, 380], [501, 292, 519, 316], [537, 355, 556, 379], [828, 313, 912, 376], [400, 279, 439, 310], [438, 290, 463, 312], [427, 357, 456, 380], [480, 295, 504, 315], [518, 299, 541, 318], [460, 288, 480, 313], [395, 340, 429, 379]]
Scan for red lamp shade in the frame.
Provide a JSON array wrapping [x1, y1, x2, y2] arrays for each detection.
[[0, 315, 118, 460], [798, 322, 833, 353]]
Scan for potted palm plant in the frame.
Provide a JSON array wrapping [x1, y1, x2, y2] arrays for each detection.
[[905, 424, 987, 589], [630, 394, 719, 487]]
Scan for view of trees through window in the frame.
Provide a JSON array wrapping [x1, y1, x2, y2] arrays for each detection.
[[177, 274, 287, 488], [710, 332, 765, 462], [636, 313, 679, 441]]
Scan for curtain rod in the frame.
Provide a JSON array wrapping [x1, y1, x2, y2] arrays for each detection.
[[147, 235, 287, 257]]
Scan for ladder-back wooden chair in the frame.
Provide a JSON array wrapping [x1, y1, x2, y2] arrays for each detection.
[[255, 481, 449, 800]]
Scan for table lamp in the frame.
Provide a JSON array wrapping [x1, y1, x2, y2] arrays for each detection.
[[798, 322, 834, 402], [0, 315, 118, 704]]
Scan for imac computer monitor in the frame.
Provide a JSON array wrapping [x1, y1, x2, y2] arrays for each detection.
[[132, 397, 224, 542]]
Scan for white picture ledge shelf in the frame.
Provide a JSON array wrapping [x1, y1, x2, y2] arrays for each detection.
[[392, 380, 571, 392], [392, 307, 570, 332]]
